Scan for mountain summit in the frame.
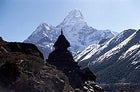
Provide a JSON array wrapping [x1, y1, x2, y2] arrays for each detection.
[[58, 10, 86, 27], [24, 10, 117, 59], [25, 23, 54, 44]]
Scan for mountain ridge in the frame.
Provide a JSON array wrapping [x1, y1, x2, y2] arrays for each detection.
[[24, 10, 117, 59], [75, 29, 140, 84], [75, 29, 137, 68]]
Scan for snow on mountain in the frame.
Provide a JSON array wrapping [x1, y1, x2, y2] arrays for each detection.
[[58, 10, 86, 27], [24, 23, 60, 58], [74, 44, 100, 69], [25, 23, 54, 44], [93, 30, 139, 64], [119, 44, 140, 60], [74, 29, 140, 84], [88, 30, 140, 83], [75, 29, 136, 68], [24, 10, 117, 59], [57, 10, 116, 53], [75, 44, 100, 62]]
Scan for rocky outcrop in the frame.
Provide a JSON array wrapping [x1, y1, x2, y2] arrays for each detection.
[[0, 37, 74, 92], [0, 36, 103, 92], [6, 42, 44, 59]]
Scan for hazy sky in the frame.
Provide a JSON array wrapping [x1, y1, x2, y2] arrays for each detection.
[[0, 0, 140, 42]]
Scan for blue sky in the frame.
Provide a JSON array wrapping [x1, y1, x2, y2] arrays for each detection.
[[0, 0, 140, 42]]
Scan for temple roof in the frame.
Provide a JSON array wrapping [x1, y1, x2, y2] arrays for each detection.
[[53, 30, 70, 49]]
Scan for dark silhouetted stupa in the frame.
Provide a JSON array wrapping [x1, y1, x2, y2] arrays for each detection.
[[47, 30, 77, 69], [47, 29, 97, 89], [53, 31, 70, 49]]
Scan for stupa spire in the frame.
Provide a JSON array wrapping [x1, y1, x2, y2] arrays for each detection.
[[61, 29, 63, 35], [53, 29, 70, 49]]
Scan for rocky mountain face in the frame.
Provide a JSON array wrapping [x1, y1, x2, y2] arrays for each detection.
[[0, 37, 104, 92], [24, 10, 117, 59], [75, 29, 137, 68], [0, 37, 74, 92], [90, 30, 140, 83], [75, 29, 140, 91]]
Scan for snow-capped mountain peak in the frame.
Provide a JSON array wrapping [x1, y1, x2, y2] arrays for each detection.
[[58, 10, 86, 27], [67, 9, 84, 19], [24, 23, 54, 44], [24, 10, 117, 59], [34, 23, 54, 34], [38, 23, 51, 30]]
